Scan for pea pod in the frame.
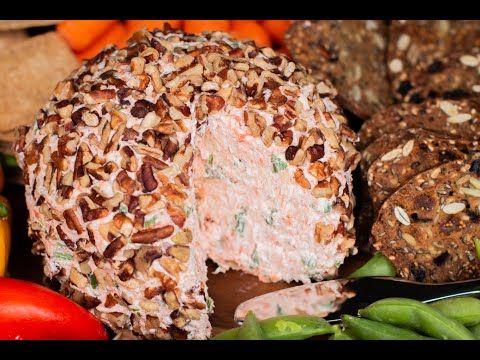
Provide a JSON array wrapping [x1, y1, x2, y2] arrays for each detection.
[[260, 315, 334, 340], [359, 297, 475, 340], [329, 325, 355, 340], [214, 314, 335, 340], [213, 328, 239, 340], [348, 252, 396, 279], [469, 323, 480, 339], [430, 297, 480, 327], [342, 314, 432, 340], [237, 311, 265, 340]]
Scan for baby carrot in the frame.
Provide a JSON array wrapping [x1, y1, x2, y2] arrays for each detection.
[[76, 22, 129, 61], [263, 20, 291, 45], [57, 20, 117, 52], [231, 20, 272, 48]]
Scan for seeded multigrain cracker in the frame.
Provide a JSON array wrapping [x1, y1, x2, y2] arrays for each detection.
[[285, 20, 392, 119], [360, 128, 430, 178], [392, 50, 480, 103], [358, 99, 480, 149], [367, 135, 477, 210], [14, 27, 359, 339], [371, 158, 480, 283], [0, 32, 78, 133], [388, 20, 480, 96]]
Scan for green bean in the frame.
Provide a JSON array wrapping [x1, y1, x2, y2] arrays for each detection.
[[260, 315, 334, 340], [475, 238, 480, 259], [342, 315, 432, 340], [237, 311, 265, 340], [430, 297, 480, 327], [213, 328, 239, 340], [469, 323, 480, 339], [359, 297, 475, 340], [348, 252, 397, 279]]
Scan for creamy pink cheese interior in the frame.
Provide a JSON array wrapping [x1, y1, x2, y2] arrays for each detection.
[[193, 107, 355, 283]]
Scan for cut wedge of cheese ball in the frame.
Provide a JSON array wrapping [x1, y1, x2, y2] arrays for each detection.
[[14, 27, 359, 339]]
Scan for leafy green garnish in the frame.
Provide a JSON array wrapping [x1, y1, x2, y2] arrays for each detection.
[[89, 273, 98, 289], [144, 216, 157, 228], [207, 154, 214, 165], [235, 208, 247, 234], [271, 155, 287, 173], [54, 252, 73, 261]]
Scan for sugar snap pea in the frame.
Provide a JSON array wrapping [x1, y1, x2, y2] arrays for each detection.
[[237, 311, 265, 340], [430, 297, 480, 327], [359, 298, 475, 340], [469, 323, 480, 339], [213, 328, 239, 340], [329, 325, 355, 340], [342, 314, 432, 340], [260, 315, 334, 340], [347, 252, 397, 279], [214, 314, 335, 340]]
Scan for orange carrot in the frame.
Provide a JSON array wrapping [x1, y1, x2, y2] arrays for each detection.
[[231, 20, 272, 48], [126, 20, 182, 33], [76, 22, 129, 61], [57, 20, 117, 52], [184, 20, 231, 34], [263, 20, 291, 45]]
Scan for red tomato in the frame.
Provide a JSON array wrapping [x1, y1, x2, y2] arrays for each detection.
[[0, 278, 108, 340]]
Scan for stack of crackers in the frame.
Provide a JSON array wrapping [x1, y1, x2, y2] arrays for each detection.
[[286, 20, 480, 283], [0, 20, 78, 146]]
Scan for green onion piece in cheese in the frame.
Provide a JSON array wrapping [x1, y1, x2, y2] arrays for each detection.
[[271, 155, 287, 173], [89, 273, 98, 289], [144, 216, 157, 228], [54, 252, 73, 261], [235, 208, 247, 234]]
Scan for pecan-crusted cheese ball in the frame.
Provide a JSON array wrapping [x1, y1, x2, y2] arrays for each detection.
[[14, 27, 359, 338]]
